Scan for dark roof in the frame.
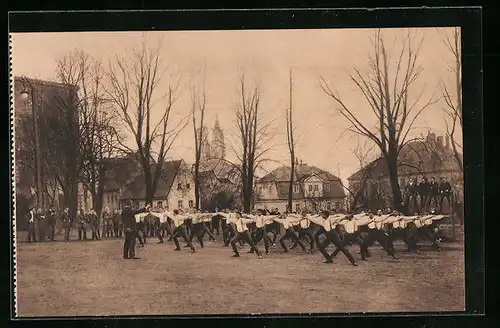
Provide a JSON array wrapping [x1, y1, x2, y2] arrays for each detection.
[[347, 137, 462, 181], [120, 160, 182, 200], [103, 152, 158, 192], [259, 164, 340, 183]]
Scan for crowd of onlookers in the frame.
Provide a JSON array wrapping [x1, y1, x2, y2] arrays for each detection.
[[402, 176, 464, 224]]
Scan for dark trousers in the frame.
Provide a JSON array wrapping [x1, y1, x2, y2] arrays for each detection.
[[279, 228, 307, 252], [291, 228, 315, 250], [440, 194, 452, 212], [223, 225, 235, 246], [314, 226, 326, 248], [189, 223, 206, 247], [27, 223, 37, 242], [157, 222, 174, 243], [251, 227, 271, 254], [428, 195, 440, 209], [231, 230, 262, 257], [420, 195, 428, 211], [48, 224, 56, 241], [123, 229, 137, 258], [359, 229, 396, 260], [172, 226, 195, 251], [64, 227, 71, 242], [104, 224, 113, 238], [78, 226, 87, 240], [91, 225, 100, 240], [318, 230, 356, 264], [113, 222, 120, 237]]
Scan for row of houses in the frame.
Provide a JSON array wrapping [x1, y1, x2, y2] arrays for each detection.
[[14, 76, 462, 216]]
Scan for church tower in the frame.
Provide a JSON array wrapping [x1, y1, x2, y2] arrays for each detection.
[[211, 115, 225, 159]]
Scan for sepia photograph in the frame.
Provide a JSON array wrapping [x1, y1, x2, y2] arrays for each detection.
[[11, 26, 466, 316]]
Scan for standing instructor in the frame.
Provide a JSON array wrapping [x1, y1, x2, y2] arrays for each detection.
[[122, 201, 151, 259]]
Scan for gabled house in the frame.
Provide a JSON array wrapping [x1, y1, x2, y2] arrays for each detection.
[[119, 159, 196, 210], [254, 159, 346, 213]]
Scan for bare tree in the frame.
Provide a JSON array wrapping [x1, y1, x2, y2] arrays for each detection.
[[285, 69, 296, 212], [105, 36, 188, 204], [440, 27, 463, 173], [56, 49, 123, 215], [320, 29, 438, 211], [191, 71, 207, 209], [233, 74, 274, 213]]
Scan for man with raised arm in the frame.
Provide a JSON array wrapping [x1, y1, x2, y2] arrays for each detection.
[[150, 208, 196, 253], [187, 209, 217, 248], [121, 200, 151, 260], [357, 210, 398, 261], [228, 211, 263, 259], [273, 212, 309, 253], [317, 210, 358, 266], [245, 209, 275, 255]]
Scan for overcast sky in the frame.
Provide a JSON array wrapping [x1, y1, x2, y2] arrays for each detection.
[[11, 27, 461, 183]]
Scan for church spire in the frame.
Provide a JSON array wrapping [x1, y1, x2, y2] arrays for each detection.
[[214, 114, 220, 129]]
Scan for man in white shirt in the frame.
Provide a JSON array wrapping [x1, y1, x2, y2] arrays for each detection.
[[274, 213, 308, 253], [170, 210, 196, 253], [317, 211, 358, 266], [27, 207, 38, 243], [187, 210, 217, 248], [357, 211, 398, 261], [229, 212, 262, 258], [289, 211, 316, 251], [246, 209, 273, 255]]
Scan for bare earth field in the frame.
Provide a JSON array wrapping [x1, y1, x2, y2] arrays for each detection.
[[15, 232, 465, 317]]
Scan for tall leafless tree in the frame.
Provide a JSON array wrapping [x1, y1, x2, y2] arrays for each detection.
[[191, 71, 207, 209], [320, 29, 438, 211], [285, 69, 296, 213], [56, 49, 122, 216], [233, 74, 274, 213], [440, 27, 463, 173], [105, 36, 188, 204]]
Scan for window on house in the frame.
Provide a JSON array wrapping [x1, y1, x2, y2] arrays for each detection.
[[326, 202, 331, 210], [335, 201, 340, 209], [314, 184, 319, 191], [400, 178, 406, 187], [308, 185, 313, 192], [295, 203, 301, 213], [189, 200, 194, 208], [293, 184, 300, 193], [177, 183, 182, 190], [158, 201, 163, 208], [324, 183, 330, 192], [186, 183, 191, 189], [178, 200, 183, 209], [107, 195, 110, 203]]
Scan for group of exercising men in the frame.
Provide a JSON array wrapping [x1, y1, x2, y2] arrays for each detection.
[[122, 201, 449, 266]]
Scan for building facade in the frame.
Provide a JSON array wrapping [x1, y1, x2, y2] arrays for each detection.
[[13, 76, 79, 225], [254, 159, 346, 213]]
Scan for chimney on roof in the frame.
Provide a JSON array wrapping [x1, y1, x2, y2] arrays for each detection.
[[445, 135, 450, 149]]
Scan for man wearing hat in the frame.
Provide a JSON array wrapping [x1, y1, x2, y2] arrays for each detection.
[[122, 200, 151, 259]]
